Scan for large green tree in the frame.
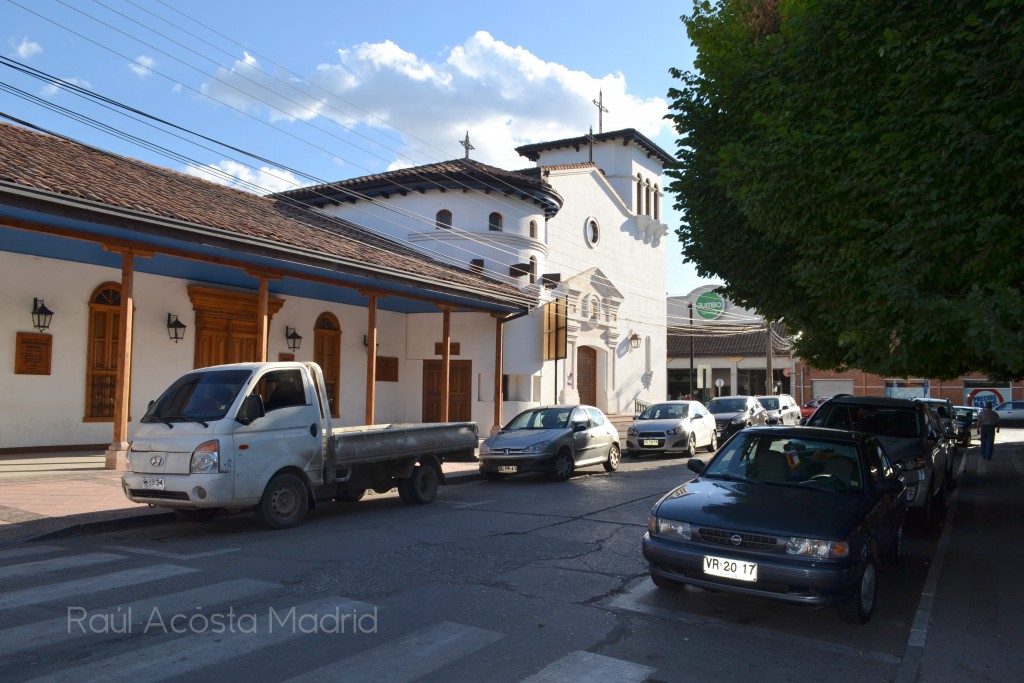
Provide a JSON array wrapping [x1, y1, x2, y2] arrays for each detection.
[[668, 0, 1024, 379]]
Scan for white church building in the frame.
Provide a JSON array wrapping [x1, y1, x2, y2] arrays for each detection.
[[0, 121, 671, 465]]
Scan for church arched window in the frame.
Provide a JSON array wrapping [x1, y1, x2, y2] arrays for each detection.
[[435, 209, 452, 229], [488, 212, 503, 232]]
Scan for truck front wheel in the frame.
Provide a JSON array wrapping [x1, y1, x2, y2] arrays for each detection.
[[256, 473, 309, 529], [401, 465, 439, 504]]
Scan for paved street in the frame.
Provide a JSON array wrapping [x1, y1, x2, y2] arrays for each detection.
[[1, 447, 999, 683]]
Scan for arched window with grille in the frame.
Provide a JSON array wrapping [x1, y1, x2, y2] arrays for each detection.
[[529, 220, 538, 239], [488, 212, 503, 231], [645, 179, 652, 216], [435, 209, 452, 229], [529, 256, 537, 285], [653, 185, 661, 220], [84, 282, 121, 421], [636, 174, 643, 214]]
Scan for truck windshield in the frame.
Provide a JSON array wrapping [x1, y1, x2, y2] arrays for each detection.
[[142, 369, 252, 425]]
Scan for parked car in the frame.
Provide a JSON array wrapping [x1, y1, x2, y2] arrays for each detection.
[[953, 406, 979, 447], [706, 396, 768, 442], [913, 397, 960, 446], [800, 397, 830, 419], [643, 426, 906, 623], [757, 394, 801, 425], [994, 401, 1024, 426], [805, 395, 954, 526], [625, 400, 717, 458], [478, 405, 620, 481]]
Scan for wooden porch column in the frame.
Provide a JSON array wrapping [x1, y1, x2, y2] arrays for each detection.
[[365, 294, 377, 425], [492, 313, 505, 434], [257, 275, 269, 362], [440, 306, 451, 422], [106, 251, 135, 469]]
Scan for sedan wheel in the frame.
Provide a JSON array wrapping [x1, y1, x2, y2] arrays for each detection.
[[707, 431, 718, 453], [603, 444, 621, 472], [838, 559, 877, 624], [686, 434, 697, 458], [549, 450, 575, 481]]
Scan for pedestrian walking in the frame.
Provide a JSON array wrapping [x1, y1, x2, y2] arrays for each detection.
[[977, 402, 1000, 460]]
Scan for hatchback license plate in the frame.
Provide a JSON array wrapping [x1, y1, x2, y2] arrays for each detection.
[[641, 439, 661, 447], [142, 477, 165, 491], [703, 554, 757, 582], [497, 466, 517, 474]]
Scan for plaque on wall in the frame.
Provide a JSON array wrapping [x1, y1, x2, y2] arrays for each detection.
[[376, 356, 399, 382], [433, 342, 461, 356], [15, 332, 52, 375], [278, 352, 295, 362]]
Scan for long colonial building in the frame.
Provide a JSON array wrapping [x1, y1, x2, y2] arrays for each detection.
[[0, 122, 671, 466]]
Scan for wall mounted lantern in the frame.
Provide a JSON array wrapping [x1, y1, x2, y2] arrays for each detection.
[[32, 298, 54, 332], [166, 314, 187, 343], [629, 333, 642, 350], [285, 327, 303, 352]]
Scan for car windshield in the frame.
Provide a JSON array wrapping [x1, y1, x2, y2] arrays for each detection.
[[707, 398, 748, 413], [639, 403, 688, 420], [703, 433, 863, 491], [758, 398, 779, 410], [504, 408, 570, 430], [142, 369, 251, 425], [812, 405, 921, 438], [954, 407, 976, 419]]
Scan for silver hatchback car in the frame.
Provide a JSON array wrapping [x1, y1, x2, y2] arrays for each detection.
[[478, 405, 620, 481]]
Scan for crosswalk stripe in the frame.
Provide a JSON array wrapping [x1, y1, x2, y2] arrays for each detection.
[[520, 651, 656, 683], [0, 545, 63, 561], [283, 620, 505, 683], [0, 564, 197, 611], [24, 596, 372, 683], [0, 552, 124, 580], [0, 578, 279, 659]]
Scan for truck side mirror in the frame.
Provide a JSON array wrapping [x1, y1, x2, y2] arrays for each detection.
[[236, 394, 266, 425]]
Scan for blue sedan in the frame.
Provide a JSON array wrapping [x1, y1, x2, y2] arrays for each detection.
[[642, 426, 905, 623]]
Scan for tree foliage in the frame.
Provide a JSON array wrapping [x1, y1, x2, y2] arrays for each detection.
[[667, 0, 1024, 379]]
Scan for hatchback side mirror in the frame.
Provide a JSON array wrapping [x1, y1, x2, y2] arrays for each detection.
[[687, 459, 705, 474]]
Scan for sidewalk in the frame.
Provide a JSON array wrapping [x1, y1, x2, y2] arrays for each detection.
[[0, 450, 481, 547]]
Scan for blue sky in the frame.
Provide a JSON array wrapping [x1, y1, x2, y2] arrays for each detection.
[[1, 0, 713, 295]]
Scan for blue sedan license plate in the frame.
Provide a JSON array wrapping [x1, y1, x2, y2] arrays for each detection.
[[703, 554, 757, 582]]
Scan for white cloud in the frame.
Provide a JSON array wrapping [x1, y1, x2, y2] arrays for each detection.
[[13, 37, 42, 59], [40, 77, 91, 98], [129, 55, 155, 78], [183, 160, 301, 195], [199, 31, 668, 170]]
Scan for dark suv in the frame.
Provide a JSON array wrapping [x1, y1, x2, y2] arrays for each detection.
[[805, 396, 955, 526]]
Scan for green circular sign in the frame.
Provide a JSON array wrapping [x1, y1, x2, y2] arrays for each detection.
[[695, 291, 725, 320]]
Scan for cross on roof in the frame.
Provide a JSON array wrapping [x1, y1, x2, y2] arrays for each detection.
[[459, 131, 475, 159], [592, 90, 609, 133]]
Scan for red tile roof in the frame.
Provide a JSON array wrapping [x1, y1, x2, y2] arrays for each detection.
[[0, 122, 534, 307]]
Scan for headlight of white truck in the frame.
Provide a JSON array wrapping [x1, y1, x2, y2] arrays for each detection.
[[190, 440, 220, 474]]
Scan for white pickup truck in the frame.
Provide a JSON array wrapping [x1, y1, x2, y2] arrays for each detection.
[[122, 361, 478, 529]]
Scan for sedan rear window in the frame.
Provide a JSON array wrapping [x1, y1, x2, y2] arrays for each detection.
[[811, 405, 921, 438]]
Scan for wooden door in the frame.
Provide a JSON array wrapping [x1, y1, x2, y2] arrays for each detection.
[[314, 314, 341, 418], [578, 346, 597, 407], [195, 315, 258, 368], [422, 360, 472, 422]]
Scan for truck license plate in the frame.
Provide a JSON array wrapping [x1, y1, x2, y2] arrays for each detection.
[[703, 554, 757, 582], [142, 477, 165, 491], [641, 439, 661, 447], [497, 466, 517, 474]]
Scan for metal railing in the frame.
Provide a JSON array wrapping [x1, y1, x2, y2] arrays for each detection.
[[634, 399, 650, 416]]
